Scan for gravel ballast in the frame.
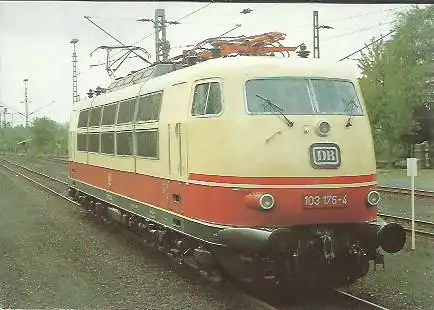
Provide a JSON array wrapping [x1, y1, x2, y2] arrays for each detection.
[[0, 165, 253, 309]]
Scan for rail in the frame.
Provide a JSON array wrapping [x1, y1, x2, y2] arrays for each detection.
[[377, 185, 434, 198], [334, 290, 390, 310], [6, 153, 68, 163], [377, 213, 434, 238]]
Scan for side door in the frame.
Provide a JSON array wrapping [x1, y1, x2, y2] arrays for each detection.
[[68, 107, 77, 163], [168, 122, 186, 177], [69, 131, 75, 161], [166, 83, 191, 216], [187, 78, 224, 163]]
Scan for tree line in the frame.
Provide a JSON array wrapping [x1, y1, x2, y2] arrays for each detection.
[[358, 5, 434, 165], [0, 117, 68, 156]]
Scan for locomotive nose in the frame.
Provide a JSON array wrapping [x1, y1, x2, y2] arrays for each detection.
[[377, 222, 406, 253]]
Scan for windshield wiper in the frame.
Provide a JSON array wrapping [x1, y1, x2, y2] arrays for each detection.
[[343, 94, 356, 128], [255, 94, 294, 127]]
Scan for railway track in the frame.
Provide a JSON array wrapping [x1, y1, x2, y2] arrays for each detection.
[[241, 288, 392, 309], [377, 185, 434, 198], [376, 186, 434, 238], [0, 157, 392, 310], [42, 156, 68, 163], [334, 290, 391, 310], [8, 153, 69, 163], [378, 213, 434, 237]]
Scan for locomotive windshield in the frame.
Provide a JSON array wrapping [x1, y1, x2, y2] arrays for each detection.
[[245, 77, 363, 116]]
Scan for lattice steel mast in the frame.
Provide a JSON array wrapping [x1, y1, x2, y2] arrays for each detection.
[[154, 9, 170, 62], [313, 11, 320, 58], [70, 39, 79, 105]]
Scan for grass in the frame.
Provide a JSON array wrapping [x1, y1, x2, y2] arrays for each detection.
[[379, 194, 434, 223], [377, 168, 434, 191], [345, 236, 434, 310]]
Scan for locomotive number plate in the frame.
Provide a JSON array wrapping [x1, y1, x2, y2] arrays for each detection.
[[303, 194, 348, 208]]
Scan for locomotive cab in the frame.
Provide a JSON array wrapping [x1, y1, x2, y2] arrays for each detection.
[[183, 57, 405, 288], [185, 57, 380, 226]]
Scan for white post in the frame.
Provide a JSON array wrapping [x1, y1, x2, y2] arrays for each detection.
[[406, 158, 418, 250], [411, 172, 415, 250]]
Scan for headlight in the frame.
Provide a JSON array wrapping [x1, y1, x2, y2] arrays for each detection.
[[244, 193, 276, 211], [316, 120, 331, 136], [367, 190, 380, 206], [259, 194, 275, 210]]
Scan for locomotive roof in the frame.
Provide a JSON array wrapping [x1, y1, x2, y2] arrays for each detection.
[[192, 56, 356, 71], [174, 56, 359, 78], [76, 56, 358, 111]]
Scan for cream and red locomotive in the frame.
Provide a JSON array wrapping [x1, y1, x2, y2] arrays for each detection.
[[68, 56, 406, 289]]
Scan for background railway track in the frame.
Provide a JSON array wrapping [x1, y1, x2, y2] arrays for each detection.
[[377, 213, 434, 237], [0, 158, 68, 194], [0, 156, 393, 310], [377, 185, 434, 198], [376, 185, 434, 238]]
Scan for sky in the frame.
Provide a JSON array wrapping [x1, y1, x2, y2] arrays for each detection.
[[0, 1, 423, 126]]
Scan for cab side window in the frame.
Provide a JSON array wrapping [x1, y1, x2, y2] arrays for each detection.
[[77, 109, 89, 128], [191, 82, 222, 116]]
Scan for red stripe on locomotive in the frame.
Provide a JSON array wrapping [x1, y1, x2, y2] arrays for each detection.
[[188, 173, 376, 185], [70, 161, 377, 227]]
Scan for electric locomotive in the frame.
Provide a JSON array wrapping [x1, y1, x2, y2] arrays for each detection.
[[68, 56, 405, 289]]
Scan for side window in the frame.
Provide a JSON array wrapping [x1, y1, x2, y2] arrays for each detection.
[[191, 84, 208, 116], [136, 92, 162, 122], [191, 82, 222, 116], [101, 103, 117, 125], [117, 99, 136, 124], [77, 133, 87, 151], [88, 107, 102, 127], [87, 133, 99, 153], [77, 110, 89, 127], [136, 130, 158, 158], [101, 132, 115, 155], [206, 83, 222, 114], [116, 131, 133, 156]]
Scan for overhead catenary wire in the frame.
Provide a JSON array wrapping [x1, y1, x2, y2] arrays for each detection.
[[88, 2, 279, 27], [230, 5, 411, 29], [339, 29, 395, 61], [84, 16, 152, 65], [319, 5, 412, 25], [339, 12, 428, 63], [101, 2, 214, 67], [322, 21, 393, 41]]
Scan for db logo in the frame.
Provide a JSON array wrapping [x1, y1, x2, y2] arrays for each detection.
[[310, 143, 341, 169]]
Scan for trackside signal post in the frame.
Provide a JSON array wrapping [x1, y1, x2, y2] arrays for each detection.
[[406, 157, 418, 250]]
